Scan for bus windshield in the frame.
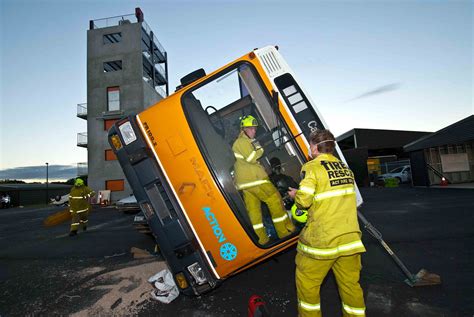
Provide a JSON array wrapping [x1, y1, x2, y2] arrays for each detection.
[[182, 62, 304, 247]]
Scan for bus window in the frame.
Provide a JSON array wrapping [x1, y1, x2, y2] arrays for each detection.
[[183, 62, 304, 247]]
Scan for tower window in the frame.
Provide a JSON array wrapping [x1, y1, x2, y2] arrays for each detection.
[[104, 119, 118, 131], [105, 149, 117, 161], [103, 60, 122, 72], [106, 179, 124, 191], [107, 87, 120, 111], [103, 32, 122, 44]]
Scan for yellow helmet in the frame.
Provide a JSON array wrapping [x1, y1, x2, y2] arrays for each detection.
[[240, 115, 258, 128], [75, 178, 84, 186], [291, 204, 307, 223]]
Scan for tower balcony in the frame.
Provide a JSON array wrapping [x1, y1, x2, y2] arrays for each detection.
[[77, 132, 87, 148], [77, 162, 88, 177], [77, 103, 87, 119]]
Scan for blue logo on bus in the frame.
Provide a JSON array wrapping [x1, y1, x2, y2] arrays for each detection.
[[220, 243, 237, 261], [203, 207, 237, 261]]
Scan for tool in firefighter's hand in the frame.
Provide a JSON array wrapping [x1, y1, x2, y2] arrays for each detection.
[[43, 208, 71, 227], [44, 202, 95, 228], [358, 210, 441, 287]]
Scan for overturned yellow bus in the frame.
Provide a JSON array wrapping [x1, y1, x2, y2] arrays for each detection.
[[108, 46, 361, 295]]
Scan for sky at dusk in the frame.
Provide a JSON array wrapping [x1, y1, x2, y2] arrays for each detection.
[[0, 0, 472, 181]]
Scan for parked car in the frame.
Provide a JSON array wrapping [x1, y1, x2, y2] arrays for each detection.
[[377, 165, 412, 184], [1, 194, 12, 208], [51, 194, 69, 206], [115, 195, 140, 214]]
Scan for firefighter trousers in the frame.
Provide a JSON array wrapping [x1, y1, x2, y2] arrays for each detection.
[[70, 210, 89, 232], [243, 182, 295, 245], [295, 252, 365, 317]]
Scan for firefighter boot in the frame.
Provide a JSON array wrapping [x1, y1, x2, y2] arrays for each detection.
[[69, 230, 78, 237]]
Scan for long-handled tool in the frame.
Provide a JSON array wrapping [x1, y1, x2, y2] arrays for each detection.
[[358, 211, 441, 287], [43, 208, 71, 227]]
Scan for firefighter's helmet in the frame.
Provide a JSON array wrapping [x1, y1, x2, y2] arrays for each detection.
[[291, 204, 308, 223], [75, 178, 84, 187], [240, 115, 258, 128]]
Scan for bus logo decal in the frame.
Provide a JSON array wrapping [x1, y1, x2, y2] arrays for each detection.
[[203, 207, 237, 261], [308, 120, 318, 132], [220, 243, 237, 261]]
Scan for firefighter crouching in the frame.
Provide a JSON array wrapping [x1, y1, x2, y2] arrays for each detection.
[[69, 178, 95, 237], [232, 115, 295, 245], [288, 129, 366, 317]]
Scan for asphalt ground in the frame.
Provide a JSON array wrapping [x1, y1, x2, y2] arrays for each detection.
[[0, 187, 473, 316]]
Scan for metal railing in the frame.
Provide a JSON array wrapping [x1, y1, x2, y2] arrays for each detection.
[[142, 76, 167, 98], [141, 20, 166, 56], [155, 62, 166, 80], [154, 85, 166, 99], [427, 163, 450, 184], [77, 132, 87, 147], [142, 51, 166, 80], [77, 103, 87, 118], [90, 13, 136, 30]]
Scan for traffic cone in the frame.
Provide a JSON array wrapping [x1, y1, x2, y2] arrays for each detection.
[[440, 177, 448, 186]]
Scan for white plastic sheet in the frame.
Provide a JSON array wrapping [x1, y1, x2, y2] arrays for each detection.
[[148, 269, 179, 304]]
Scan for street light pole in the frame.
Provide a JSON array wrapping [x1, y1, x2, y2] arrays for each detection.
[[45, 162, 49, 204]]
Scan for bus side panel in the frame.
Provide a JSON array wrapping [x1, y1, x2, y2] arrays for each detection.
[[138, 93, 275, 278]]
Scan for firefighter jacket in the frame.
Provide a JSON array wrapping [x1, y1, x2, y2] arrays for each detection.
[[232, 131, 269, 190], [69, 185, 95, 213], [295, 153, 366, 260]]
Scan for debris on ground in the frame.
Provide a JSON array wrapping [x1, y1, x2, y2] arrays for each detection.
[[71, 261, 168, 316], [131, 247, 154, 259], [148, 269, 179, 304]]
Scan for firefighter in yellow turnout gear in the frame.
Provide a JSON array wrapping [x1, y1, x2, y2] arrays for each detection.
[[232, 115, 295, 245], [69, 178, 95, 237], [288, 129, 366, 317]]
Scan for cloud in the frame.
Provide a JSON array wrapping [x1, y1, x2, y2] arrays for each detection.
[[347, 83, 401, 102], [0, 165, 78, 180]]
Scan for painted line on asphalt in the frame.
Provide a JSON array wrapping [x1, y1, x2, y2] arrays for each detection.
[[0, 207, 60, 217], [55, 217, 131, 239]]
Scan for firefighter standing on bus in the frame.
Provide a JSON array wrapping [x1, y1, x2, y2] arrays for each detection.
[[232, 115, 295, 245]]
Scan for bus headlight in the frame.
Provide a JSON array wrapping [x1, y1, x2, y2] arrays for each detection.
[[118, 121, 137, 145], [175, 272, 189, 289], [187, 262, 207, 285]]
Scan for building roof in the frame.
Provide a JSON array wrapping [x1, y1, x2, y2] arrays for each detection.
[[336, 128, 431, 150], [0, 184, 72, 191], [404, 115, 474, 152]]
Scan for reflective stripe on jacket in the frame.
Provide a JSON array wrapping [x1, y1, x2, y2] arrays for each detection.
[[295, 153, 365, 259], [69, 186, 95, 213], [232, 131, 268, 190]]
